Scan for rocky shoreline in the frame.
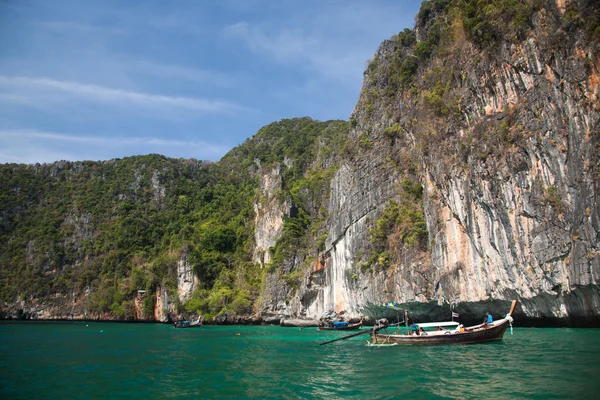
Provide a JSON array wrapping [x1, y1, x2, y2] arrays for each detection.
[[4, 291, 600, 328]]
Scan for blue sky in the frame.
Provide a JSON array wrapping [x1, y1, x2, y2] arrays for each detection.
[[0, 0, 422, 164]]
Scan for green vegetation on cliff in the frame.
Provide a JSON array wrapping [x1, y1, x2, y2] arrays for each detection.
[[3, 0, 598, 322], [250, 119, 349, 292], [0, 118, 348, 320], [0, 155, 254, 319], [355, 0, 599, 289]]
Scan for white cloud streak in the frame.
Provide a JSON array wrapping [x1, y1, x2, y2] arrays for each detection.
[[224, 22, 317, 64], [0, 76, 246, 113], [222, 21, 368, 85], [0, 129, 229, 164], [222, 1, 418, 86], [129, 61, 234, 87], [38, 20, 126, 35], [0, 129, 227, 150]]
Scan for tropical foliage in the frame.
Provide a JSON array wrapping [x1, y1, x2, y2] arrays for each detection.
[[0, 118, 348, 319]]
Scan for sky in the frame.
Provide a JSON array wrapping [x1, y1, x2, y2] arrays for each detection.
[[0, 0, 422, 164]]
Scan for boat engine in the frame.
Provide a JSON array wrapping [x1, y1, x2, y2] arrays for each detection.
[[374, 318, 389, 330]]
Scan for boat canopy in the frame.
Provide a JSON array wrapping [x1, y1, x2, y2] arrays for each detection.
[[386, 305, 406, 311], [415, 321, 460, 329], [332, 321, 348, 328]]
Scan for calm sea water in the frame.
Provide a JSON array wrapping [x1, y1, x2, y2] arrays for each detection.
[[1, 322, 599, 399]]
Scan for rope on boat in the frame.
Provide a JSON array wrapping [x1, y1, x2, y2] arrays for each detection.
[[506, 314, 514, 335]]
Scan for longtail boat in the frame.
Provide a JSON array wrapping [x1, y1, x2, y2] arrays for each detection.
[[318, 320, 363, 331], [368, 300, 517, 345], [173, 316, 204, 328]]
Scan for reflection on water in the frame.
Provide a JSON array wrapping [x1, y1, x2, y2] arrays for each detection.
[[1, 323, 599, 399]]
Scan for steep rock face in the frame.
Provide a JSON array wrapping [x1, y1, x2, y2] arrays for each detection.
[[286, 0, 600, 325], [252, 120, 350, 320], [177, 252, 197, 304], [1, 3, 598, 327], [134, 293, 145, 320], [300, 157, 427, 318], [419, 5, 599, 324], [251, 164, 295, 319], [154, 285, 174, 323], [252, 164, 288, 266]]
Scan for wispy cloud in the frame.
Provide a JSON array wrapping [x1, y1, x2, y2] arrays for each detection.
[[222, 21, 369, 85], [0, 76, 246, 113], [0, 0, 421, 164], [145, 13, 204, 35], [38, 20, 126, 35], [0, 129, 227, 149], [223, 22, 317, 63], [0, 129, 229, 164], [129, 61, 234, 87], [222, 1, 417, 85]]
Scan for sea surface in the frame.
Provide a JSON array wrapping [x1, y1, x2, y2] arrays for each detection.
[[1, 322, 599, 399]]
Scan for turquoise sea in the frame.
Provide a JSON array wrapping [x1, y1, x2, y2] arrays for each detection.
[[1, 322, 599, 399]]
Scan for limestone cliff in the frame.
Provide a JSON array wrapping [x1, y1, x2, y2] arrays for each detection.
[[418, 0, 600, 325], [177, 251, 197, 304], [1, 0, 599, 327], [252, 164, 289, 267], [264, 0, 600, 326]]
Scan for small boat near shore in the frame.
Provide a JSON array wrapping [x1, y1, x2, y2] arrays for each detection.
[[368, 300, 517, 345], [173, 316, 204, 328], [318, 320, 363, 331]]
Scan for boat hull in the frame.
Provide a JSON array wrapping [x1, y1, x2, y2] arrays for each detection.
[[173, 320, 202, 328], [318, 323, 362, 331], [371, 318, 510, 345]]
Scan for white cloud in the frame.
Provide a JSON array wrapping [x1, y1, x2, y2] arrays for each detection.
[[223, 22, 317, 64], [222, 21, 370, 85], [38, 20, 126, 35], [222, 1, 418, 85], [0, 129, 229, 164], [129, 61, 234, 87], [0, 129, 227, 150], [0, 76, 247, 113]]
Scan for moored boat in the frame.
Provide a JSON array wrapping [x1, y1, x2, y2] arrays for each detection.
[[369, 300, 517, 345], [173, 316, 204, 328], [174, 319, 192, 328], [318, 320, 363, 331]]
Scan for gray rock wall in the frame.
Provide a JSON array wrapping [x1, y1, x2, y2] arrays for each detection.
[[423, 31, 599, 322], [278, 3, 600, 325], [252, 164, 288, 266], [177, 252, 197, 304]]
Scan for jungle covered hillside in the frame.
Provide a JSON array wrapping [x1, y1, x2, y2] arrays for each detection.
[[0, 118, 348, 321]]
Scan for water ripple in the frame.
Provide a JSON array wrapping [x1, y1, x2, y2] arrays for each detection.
[[1, 323, 599, 399]]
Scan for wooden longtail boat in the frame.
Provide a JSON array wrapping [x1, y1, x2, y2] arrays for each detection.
[[369, 300, 517, 345], [173, 316, 203, 328], [318, 321, 363, 331]]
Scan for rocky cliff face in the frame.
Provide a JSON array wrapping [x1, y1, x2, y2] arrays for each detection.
[[264, 0, 600, 326], [154, 285, 172, 323], [252, 164, 289, 267], [423, 37, 599, 322], [420, 1, 599, 326], [177, 252, 197, 304], [2, 1, 598, 327]]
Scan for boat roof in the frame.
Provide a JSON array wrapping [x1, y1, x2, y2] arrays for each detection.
[[415, 321, 460, 328], [386, 305, 405, 311]]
